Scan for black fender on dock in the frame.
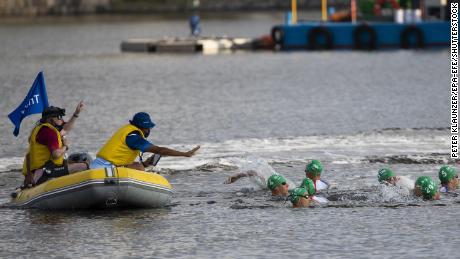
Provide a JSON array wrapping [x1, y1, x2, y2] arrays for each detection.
[[307, 27, 333, 50], [400, 26, 425, 49], [271, 26, 284, 50], [353, 24, 377, 50]]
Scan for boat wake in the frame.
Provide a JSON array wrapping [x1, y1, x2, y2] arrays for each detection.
[[0, 127, 452, 174]]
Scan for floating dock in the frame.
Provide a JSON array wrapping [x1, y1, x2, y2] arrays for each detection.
[[121, 21, 449, 54], [271, 21, 450, 50], [121, 37, 268, 54]]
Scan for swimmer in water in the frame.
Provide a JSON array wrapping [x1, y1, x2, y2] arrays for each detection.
[[377, 168, 414, 190], [224, 171, 290, 196], [304, 160, 330, 192], [438, 165, 458, 193], [414, 176, 430, 197], [267, 174, 290, 196], [289, 187, 314, 208], [377, 168, 398, 185], [414, 176, 440, 200], [299, 177, 315, 191], [299, 177, 329, 203]]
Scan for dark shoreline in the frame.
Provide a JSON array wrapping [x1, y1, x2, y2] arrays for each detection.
[[0, 0, 349, 17], [0, 11, 323, 25]]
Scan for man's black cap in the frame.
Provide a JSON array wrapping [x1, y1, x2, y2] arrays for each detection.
[[42, 106, 66, 119]]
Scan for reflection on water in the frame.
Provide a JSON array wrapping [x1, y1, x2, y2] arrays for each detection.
[[1, 161, 459, 258]]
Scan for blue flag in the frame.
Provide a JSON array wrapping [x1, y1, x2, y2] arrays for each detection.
[[8, 71, 49, 136]]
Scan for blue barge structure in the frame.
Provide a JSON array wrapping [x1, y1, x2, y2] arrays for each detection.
[[271, 21, 449, 50]]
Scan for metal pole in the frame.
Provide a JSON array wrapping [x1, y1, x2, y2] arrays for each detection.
[[322, 0, 328, 21], [440, 0, 447, 20], [351, 0, 357, 23], [292, 0, 298, 24]]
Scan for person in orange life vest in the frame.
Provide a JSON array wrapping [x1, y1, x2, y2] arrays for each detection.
[[22, 101, 88, 187], [90, 112, 200, 170]]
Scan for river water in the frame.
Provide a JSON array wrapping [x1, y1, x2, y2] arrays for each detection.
[[0, 13, 458, 258]]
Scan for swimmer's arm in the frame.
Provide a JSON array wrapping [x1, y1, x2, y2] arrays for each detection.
[[224, 170, 258, 184]]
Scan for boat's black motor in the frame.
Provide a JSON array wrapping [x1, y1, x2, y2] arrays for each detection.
[[68, 152, 93, 165]]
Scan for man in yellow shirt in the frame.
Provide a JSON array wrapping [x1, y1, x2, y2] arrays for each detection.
[[23, 101, 87, 187], [91, 112, 200, 170]]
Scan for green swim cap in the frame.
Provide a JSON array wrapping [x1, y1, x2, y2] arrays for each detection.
[[439, 165, 457, 184], [377, 168, 395, 183], [299, 178, 316, 196], [420, 177, 438, 199], [289, 187, 308, 204], [415, 176, 431, 187], [267, 174, 286, 191], [305, 160, 323, 176]]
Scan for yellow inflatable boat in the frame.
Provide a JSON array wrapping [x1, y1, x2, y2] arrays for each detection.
[[9, 167, 173, 209]]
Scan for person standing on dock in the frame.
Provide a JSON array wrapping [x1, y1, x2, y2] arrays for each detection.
[[90, 112, 200, 170], [189, 14, 201, 37], [189, 0, 201, 36]]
